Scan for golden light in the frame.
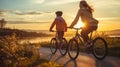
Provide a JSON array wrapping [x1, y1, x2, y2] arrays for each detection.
[[74, 19, 84, 28]]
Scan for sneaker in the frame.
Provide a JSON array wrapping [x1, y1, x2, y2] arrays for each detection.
[[85, 42, 92, 53], [86, 42, 93, 48], [86, 46, 92, 54], [84, 42, 89, 47]]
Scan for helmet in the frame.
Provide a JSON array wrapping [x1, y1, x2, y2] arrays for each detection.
[[55, 11, 62, 16]]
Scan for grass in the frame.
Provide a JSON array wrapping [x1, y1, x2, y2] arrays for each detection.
[[31, 58, 63, 67], [0, 35, 63, 67]]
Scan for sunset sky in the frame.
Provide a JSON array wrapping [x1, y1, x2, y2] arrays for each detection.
[[0, 0, 120, 31]]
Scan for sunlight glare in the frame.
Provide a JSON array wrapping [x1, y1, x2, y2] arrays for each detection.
[[74, 20, 84, 28]]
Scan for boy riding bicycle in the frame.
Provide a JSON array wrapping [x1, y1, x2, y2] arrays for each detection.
[[49, 11, 67, 41]]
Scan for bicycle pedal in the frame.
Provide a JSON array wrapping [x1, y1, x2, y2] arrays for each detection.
[[86, 48, 92, 54]]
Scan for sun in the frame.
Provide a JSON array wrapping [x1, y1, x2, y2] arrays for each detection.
[[74, 20, 84, 28]]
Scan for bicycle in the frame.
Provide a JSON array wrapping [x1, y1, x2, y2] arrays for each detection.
[[50, 30, 68, 56], [68, 27, 108, 60]]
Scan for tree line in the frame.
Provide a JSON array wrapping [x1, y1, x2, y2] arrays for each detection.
[[0, 28, 51, 39], [0, 18, 6, 29]]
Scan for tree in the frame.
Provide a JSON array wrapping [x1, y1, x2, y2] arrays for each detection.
[[0, 18, 6, 29]]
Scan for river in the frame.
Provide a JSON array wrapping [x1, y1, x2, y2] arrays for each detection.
[[20, 37, 52, 43], [20, 35, 120, 44], [20, 36, 71, 44]]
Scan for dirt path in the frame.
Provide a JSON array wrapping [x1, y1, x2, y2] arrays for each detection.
[[40, 47, 120, 67]]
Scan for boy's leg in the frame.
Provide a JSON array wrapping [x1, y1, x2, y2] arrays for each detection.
[[57, 31, 64, 47], [57, 31, 64, 40]]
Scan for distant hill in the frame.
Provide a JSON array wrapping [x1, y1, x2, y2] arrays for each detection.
[[1, 28, 120, 38], [0, 28, 51, 38], [109, 29, 120, 32], [107, 29, 120, 35], [22, 29, 49, 33]]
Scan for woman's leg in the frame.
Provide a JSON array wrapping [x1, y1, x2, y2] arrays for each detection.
[[81, 29, 89, 43], [81, 26, 93, 43]]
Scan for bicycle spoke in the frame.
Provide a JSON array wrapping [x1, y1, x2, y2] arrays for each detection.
[[93, 37, 108, 60], [50, 38, 57, 54], [68, 39, 79, 60], [59, 38, 67, 56]]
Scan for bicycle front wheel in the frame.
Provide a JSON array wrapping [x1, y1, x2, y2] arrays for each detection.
[[50, 38, 57, 54], [68, 38, 79, 60], [92, 37, 108, 60], [59, 38, 68, 56]]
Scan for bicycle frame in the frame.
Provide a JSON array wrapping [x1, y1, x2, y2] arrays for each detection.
[[72, 27, 93, 45], [74, 29, 84, 45]]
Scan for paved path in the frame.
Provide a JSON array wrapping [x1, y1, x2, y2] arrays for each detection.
[[40, 47, 120, 67]]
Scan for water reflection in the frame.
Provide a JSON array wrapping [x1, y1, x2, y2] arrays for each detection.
[[20, 37, 71, 44], [109, 35, 120, 38], [20, 37, 52, 43]]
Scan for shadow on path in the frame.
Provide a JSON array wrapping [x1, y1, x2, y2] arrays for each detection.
[[95, 57, 120, 67], [64, 59, 77, 67], [40, 47, 120, 67]]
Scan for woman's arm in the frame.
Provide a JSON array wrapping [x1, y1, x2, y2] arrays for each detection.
[[70, 9, 81, 27]]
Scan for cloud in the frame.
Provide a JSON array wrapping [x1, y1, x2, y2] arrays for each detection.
[[0, 10, 53, 22], [7, 21, 49, 24], [92, 0, 120, 8], [0, 10, 44, 16], [0, 10, 9, 17], [31, 0, 78, 5], [11, 10, 52, 15], [31, 0, 45, 4], [13, 11, 42, 15], [96, 17, 120, 22], [44, 0, 79, 5]]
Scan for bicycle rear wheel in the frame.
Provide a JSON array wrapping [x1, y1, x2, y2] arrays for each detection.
[[92, 37, 108, 60], [68, 38, 79, 60], [50, 38, 57, 54], [59, 38, 68, 56]]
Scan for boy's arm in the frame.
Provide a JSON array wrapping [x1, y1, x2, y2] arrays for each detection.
[[49, 19, 56, 31]]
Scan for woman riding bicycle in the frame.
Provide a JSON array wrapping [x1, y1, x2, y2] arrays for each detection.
[[69, 0, 98, 47]]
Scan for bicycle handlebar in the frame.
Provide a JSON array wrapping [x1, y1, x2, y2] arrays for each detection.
[[50, 30, 56, 32], [50, 27, 83, 32], [67, 27, 83, 30]]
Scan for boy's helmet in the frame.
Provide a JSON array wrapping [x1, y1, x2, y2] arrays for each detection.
[[55, 11, 62, 16]]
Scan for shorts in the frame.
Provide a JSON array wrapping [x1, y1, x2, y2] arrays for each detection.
[[57, 31, 64, 39]]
